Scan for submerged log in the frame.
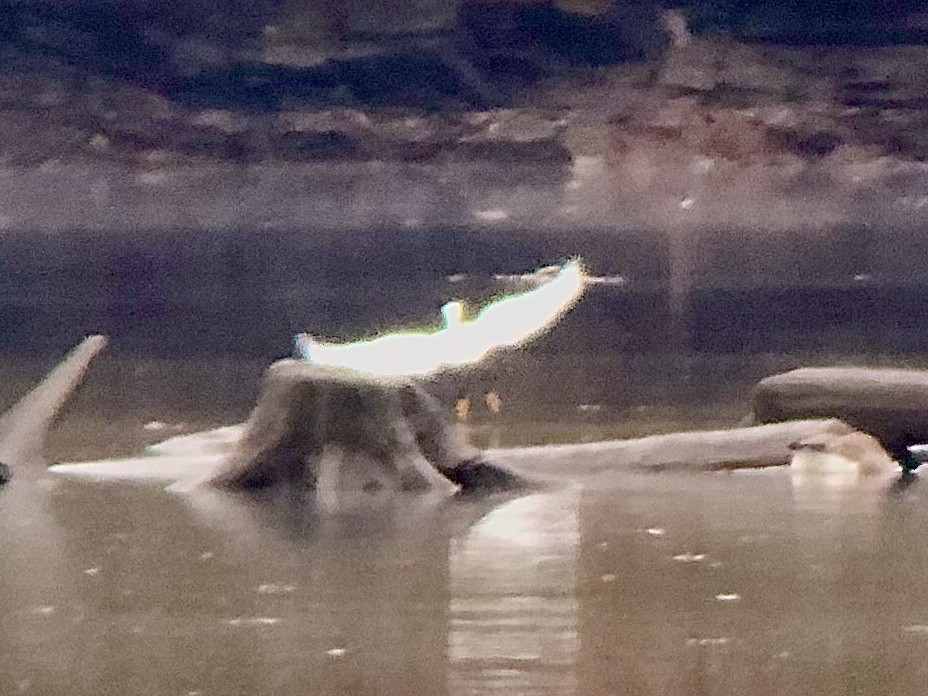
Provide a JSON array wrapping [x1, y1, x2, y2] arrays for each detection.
[[491, 418, 859, 475], [206, 360, 527, 494], [753, 366, 928, 464]]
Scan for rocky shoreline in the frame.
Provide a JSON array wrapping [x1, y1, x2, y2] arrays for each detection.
[[3, 31, 928, 233]]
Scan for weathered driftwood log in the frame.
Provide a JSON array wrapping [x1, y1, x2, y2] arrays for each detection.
[[754, 367, 928, 465], [51, 358, 903, 491], [491, 418, 859, 475], [206, 360, 527, 494], [53, 413, 899, 490], [0, 335, 107, 481]]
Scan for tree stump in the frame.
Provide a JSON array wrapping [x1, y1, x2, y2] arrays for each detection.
[[206, 360, 527, 494]]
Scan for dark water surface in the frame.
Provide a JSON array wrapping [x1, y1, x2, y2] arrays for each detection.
[[4, 229, 928, 695]]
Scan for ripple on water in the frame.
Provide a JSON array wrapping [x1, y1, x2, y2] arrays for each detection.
[[715, 593, 741, 602], [672, 552, 707, 563], [686, 637, 732, 647], [225, 617, 282, 627], [256, 583, 296, 594]]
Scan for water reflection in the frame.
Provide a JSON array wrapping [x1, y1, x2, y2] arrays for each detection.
[[4, 454, 928, 694], [0, 477, 78, 693], [449, 490, 580, 695], [2, 469, 567, 695]]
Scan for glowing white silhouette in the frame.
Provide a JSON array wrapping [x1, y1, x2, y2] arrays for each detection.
[[295, 260, 585, 377]]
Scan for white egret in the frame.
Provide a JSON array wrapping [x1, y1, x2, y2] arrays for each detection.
[[295, 260, 585, 377]]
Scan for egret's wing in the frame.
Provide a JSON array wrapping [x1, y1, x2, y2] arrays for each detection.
[[469, 260, 584, 351]]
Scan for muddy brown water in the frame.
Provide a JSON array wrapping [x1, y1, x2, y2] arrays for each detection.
[[4, 230, 928, 695], [2, 351, 928, 696]]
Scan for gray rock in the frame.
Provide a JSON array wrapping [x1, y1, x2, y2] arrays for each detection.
[[658, 40, 723, 91], [754, 366, 928, 467], [717, 43, 801, 94]]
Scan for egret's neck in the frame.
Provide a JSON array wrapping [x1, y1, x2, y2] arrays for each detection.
[[441, 301, 465, 330]]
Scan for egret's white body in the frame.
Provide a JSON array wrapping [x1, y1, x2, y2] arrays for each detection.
[[296, 260, 585, 377]]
